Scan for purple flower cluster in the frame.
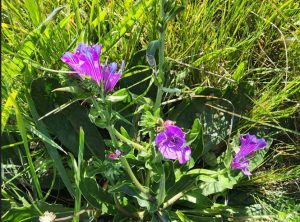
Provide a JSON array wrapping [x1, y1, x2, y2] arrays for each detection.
[[61, 43, 124, 92], [231, 134, 267, 175], [155, 121, 191, 164]]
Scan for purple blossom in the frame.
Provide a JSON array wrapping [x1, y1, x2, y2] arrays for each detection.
[[107, 149, 122, 160], [231, 134, 267, 175], [61, 43, 123, 92], [155, 124, 191, 164]]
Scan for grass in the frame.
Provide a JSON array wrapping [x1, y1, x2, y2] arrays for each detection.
[[1, 0, 299, 221]]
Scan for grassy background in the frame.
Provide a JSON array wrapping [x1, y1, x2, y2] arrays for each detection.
[[2, 0, 300, 221]]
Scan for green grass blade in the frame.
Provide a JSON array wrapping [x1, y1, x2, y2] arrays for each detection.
[[1, 91, 18, 134], [24, 0, 41, 27], [73, 127, 84, 222], [26, 124, 68, 155], [25, 92, 75, 197], [10, 94, 43, 199]]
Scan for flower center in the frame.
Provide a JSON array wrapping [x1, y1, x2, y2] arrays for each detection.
[[168, 136, 181, 148]]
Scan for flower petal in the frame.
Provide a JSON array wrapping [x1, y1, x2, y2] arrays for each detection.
[[103, 62, 121, 92], [155, 132, 167, 146], [231, 134, 267, 175], [61, 43, 102, 85], [159, 145, 178, 160], [176, 145, 191, 164], [165, 125, 185, 139]]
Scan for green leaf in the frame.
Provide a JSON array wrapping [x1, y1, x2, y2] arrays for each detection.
[[109, 182, 150, 209], [186, 118, 204, 161], [120, 126, 131, 139], [165, 175, 196, 201], [31, 77, 105, 158], [202, 152, 218, 167], [52, 86, 84, 95], [157, 165, 166, 206], [107, 95, 128, 103], [197, 175, 217, 183], [162, 87, 181, 94], [200, 172, 238, 196], [26, 124, 67, 154], [175, 211, 193, 222], [26, 93, 75, 197], [103, 0, 154, 52], [79, 177, 114, 209], [1, 91, 17, 134], [177, 188, 213, 209], [232, 61, 246, 83], [146, 40, 160, 68]]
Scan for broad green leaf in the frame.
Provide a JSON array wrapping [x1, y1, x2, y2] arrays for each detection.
[[177, 188, 213, 209], [146, 40, 160, 67], [52, 86, 84, 95], [157, 165, 166, 206], [165, 175, 196, 201], [26, 93, 75, 196], [200, 172, 239, 196], [79, 177, 114, 209], [186, 118, 204, 161], [109, 182, 151, 209], [31, 77, 105, 158]]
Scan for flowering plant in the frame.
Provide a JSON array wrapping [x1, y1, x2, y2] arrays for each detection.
[[15, 2, 271, 222], [53, 39, 270, 220]]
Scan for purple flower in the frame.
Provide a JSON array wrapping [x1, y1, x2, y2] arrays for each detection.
[[107, 149, 122, 160], [231, 134, 267, 175], [102, 61, 124, 92], [61, 43, 123, 92], [155, 125, 191, 164]]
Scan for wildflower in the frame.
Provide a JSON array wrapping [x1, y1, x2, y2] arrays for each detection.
[[108, 149, 122, 160], [231, 134, 267, 175], [39, 211, 56, 222], [102, 61, 124, 92], [61, 43, 123, 92], [164, 120, 175, 128], [155, 124, 191, 164]]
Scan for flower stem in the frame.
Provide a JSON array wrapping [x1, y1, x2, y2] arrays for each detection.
[[161, 183, 196, 209], [154, 0, 166, 112], [161, 191, 185, 209], [120, 156, 149, 195], [114, 129, 146, 152]]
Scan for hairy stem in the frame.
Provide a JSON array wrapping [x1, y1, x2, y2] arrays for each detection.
[[120, 156, 149, 195], [161, 191, 185, 209], [114, 129, 146, 152], [154, 0, 166, 112]]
